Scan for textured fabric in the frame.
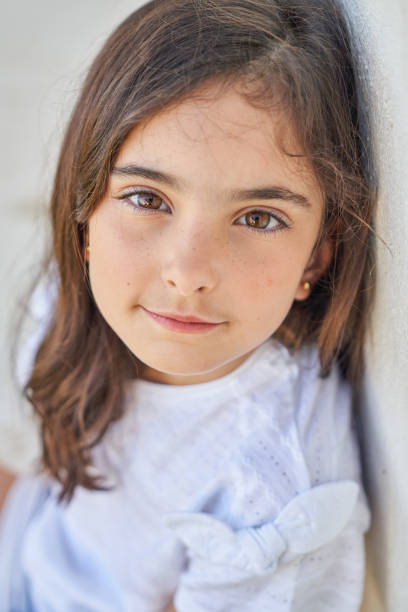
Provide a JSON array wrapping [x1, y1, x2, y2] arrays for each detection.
[[0, 338, 371, 611]]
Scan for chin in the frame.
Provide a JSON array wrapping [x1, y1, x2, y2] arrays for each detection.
[[136, 347, 232, 382], [147, 358, 218, 376]]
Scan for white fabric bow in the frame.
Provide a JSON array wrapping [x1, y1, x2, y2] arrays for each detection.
[[162, 481, 359, 574]]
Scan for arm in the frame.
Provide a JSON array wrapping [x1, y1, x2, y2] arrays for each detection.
[[0, 464, 17, 514]]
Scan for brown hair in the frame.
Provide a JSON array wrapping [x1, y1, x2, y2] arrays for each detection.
[[20, 0, 376, 503]]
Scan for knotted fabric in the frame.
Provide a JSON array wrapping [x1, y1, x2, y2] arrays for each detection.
[[163, 481, 359, 574]]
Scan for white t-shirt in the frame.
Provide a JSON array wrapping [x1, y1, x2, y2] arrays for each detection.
[[0, 338, 371, 611]]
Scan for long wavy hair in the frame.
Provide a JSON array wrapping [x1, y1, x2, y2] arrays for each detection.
[[20, 0, 376, 503]]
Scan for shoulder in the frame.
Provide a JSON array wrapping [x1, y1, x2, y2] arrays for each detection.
[[225, 340, 363, 513], [15, 269, 58, 389], [175, 342, 358, 528], [233, 339, 355, 480], [290, 344, 358, 484], [293, 344, 352, 439]]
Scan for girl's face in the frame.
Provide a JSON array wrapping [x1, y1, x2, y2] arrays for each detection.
[[88, 80, 330, 385]]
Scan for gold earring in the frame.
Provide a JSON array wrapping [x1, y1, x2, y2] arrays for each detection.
[[86, 246, 90, 253], [303, 281, 311, 291]]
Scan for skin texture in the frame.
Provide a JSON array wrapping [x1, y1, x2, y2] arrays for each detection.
[[88, 80, 331, 385]]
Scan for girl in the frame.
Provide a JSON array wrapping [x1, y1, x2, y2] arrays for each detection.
[[0, 0, 375, 610]]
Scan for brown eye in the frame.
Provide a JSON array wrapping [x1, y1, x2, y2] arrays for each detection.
[[245, 211, 273, 229], [130, 191, 164, 209], [234, 209, 287, 233]]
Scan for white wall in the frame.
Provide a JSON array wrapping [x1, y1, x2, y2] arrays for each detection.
[[341, 2, 408, 610], [1, 1, 407, 609]]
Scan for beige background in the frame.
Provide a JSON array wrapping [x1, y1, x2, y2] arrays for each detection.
[[0, 0, 142, 467], [1, 1, 407, 610]]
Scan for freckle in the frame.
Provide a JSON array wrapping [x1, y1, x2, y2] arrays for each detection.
[[126, 282, 131, 286]]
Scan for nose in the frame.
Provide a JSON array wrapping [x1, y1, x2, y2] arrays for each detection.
[[160, 226, 220, 296]]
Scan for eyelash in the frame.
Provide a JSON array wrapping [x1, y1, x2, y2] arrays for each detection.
[[116, 189, 290, 234]]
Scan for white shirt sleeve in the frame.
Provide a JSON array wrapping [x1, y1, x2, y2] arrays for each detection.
[[290, 350, 371, 611], [165, 348, 371, 612]]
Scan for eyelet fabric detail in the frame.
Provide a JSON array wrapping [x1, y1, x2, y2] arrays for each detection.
[[162, 480, 359, 575]]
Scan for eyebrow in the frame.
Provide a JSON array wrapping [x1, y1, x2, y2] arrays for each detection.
[[111, 164, 311, 208]]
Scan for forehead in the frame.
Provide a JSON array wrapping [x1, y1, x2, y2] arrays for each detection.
[[115, 80, 323, 210]]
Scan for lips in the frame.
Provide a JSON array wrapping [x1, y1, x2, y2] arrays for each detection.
[[141, 306, 224, 334], [141, 307, 222, 324]]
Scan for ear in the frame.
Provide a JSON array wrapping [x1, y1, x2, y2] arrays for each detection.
[[83, 226, 89, 262], [295, 238, 333, 301]]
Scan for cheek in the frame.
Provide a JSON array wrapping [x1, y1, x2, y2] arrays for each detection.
[[234, 247, 303, 295], [230, 243, 308, 328], [88, 207, 153, 304]]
